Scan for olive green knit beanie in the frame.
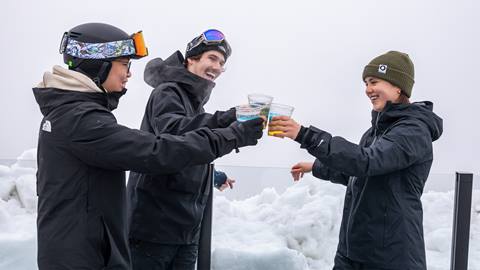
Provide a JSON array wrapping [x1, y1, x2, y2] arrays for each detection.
[[362, 51, 415, 97]]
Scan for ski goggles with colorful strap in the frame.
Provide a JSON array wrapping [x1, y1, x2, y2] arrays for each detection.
[[186, 29, 231, 57], [59, 31, 148, 60]]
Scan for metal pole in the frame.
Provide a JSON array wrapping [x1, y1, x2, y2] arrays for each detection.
[[197, 164, 214, 270], [450, 172, 473, 270]]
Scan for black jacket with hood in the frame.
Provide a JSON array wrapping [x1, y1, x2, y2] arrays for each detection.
[[33, 65, 249, 270], [295, 101, 442, 269], [127, 51, 237, 245]]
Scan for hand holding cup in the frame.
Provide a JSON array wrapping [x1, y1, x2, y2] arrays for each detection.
[[267, 103, 296, 138], [268, 112, 300, 140]]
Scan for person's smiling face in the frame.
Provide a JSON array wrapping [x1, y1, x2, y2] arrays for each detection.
[[186, 50, 225, 81], [102, 58, 131, 92], [364, 76, 402, 111]]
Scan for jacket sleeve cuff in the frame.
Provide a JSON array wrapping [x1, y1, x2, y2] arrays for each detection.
[[295, 126, 333, 161], [294, 126, 308, 143], [312, 159, 322, 178], [214, 170, 227, 188]]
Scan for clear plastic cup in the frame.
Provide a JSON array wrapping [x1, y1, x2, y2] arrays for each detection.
[[235, 104, 262, 122], [248, 94, 273, 128], [267, 103, 294, 136]]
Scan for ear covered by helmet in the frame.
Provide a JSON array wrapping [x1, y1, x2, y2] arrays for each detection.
[[59, 22, 148, 86]]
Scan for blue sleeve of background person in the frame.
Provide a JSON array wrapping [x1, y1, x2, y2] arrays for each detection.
[[146, 86, 236, 135], [214, 170, 227, 188], [312, 159, 349, 186], [296, 121, 432, 177]]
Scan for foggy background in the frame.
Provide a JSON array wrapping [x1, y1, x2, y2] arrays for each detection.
[[1, 0, 478, 174]]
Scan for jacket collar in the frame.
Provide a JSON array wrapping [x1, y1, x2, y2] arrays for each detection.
[[144, 51, 215, 108], [33, 66, 126, 115], [36, 65, 104, 93], [371, 101, 443, 141]]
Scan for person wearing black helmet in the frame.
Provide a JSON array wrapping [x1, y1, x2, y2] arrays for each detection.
[[33, 23, 263, 270], [126, 29, 238, 270]]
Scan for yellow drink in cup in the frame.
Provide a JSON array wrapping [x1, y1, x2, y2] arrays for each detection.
[[248, 94, 273, 129], [268, 103, 294, 136]]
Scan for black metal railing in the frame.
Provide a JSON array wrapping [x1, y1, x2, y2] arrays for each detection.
[[450, 172, 474, 270]]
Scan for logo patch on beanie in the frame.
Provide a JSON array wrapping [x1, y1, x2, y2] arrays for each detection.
[[378, 64, 388, 74]]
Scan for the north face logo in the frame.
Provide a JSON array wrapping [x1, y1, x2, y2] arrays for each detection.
[[42, 120, 51, 132], [378, 64, 388, 74]]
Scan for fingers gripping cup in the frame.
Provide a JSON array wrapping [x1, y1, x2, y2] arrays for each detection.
[[248, 94, 273, 128], [235, 104, 262, 122], [268, 103, 294, 136]]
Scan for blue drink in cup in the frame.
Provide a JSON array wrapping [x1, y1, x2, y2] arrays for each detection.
[[235, 104, 262, 122]]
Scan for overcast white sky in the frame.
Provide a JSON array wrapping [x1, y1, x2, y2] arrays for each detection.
[[1, 0, 478, 174]]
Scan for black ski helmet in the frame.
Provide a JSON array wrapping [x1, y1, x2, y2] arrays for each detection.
[[185, 29, 232, 62], [59, 22, 148, 86]]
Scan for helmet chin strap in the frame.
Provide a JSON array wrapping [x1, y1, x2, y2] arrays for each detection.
[[92, 61, 111, 90], [73, 60, 112, 93]]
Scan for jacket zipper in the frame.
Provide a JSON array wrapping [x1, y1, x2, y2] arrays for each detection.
[[345, 111, 382, 257], [346, 176, 355, 257]]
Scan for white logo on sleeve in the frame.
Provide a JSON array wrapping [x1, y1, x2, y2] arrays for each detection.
[[378, 64, 388, 74], [317, 139, 325, 147], [42, 120, 51, 132]]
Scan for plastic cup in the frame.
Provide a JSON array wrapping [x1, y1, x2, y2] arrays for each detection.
[[235, 104, 262, 122], [248, 94, 273, 128], [267, 103, 294, 136]]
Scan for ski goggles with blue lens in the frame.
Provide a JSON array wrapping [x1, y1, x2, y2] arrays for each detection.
[[59, 31, 148, 60], [186, 29, 232, 57]]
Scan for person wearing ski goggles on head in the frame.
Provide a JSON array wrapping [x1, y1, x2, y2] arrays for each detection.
[[268, 51, 443, 270], [33, 23, 263, 270], [127, 29, 254, 270]]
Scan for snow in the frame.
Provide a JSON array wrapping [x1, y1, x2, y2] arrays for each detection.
[[1, 149, 479, 269], [0, 149, 37, 269]]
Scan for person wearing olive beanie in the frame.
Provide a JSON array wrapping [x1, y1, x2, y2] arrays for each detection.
[[268, 50, 443, 270], [362, 50, 415, 98]]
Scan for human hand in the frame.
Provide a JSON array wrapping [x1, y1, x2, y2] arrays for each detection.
[[290, 162, 313, 181], [268, 116, 301, 140], [218, 107, 237, 127], [218, 178, 236, 191], [229, 118, 264, 147]]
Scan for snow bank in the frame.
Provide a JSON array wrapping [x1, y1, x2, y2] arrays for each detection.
[[0, 149, 37, 270], [212, 176, 480, 270]]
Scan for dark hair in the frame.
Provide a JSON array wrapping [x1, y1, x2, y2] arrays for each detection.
[[184, 54, 202, 67], [397, 92, 411, 104]]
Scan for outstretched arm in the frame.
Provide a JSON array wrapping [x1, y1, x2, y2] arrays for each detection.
[[147, 87, 236, 135], [69, 109, 263, 174]]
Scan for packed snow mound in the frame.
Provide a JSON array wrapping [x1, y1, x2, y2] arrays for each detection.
[[213, 247, 308, 270], [0, 149, 37, 270], [212, 176, 480, 270], [212, 179, 345, 270]]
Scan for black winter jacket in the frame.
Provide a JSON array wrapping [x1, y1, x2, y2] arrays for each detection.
[[127, 51, 236, 244], [33, 67, 245, 270], [296, 101, 442, 270]]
